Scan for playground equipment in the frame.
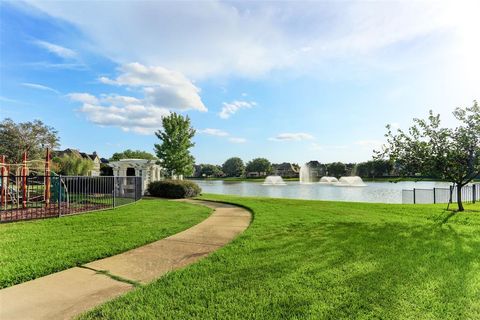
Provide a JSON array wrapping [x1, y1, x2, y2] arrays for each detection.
[[0, 149, 53, 210], [1, 149, 143, 223]]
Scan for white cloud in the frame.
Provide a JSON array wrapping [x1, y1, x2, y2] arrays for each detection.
[[299, 46, 312, 53], [198, 128, 246, 144], [100, 63, 206, 112], [34, 40, 77, 59], [269, 132, 314, 141], [68, 63, 207, 134], [198, 128, 229, 137], [229, 137, 247, 144], [23, 61, 87, 70], [219, 100, 256, 119], [21, 82, 59, 94], [68, 92, 169, 134], [100, 94, 141, 106], [22, 1, 480, 83], [68, 93, 99, 105], [77, 103, 169, 135], [0, 96, 26, 104]]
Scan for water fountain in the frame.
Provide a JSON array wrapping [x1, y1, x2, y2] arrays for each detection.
[[319, 176, 339, 184], [299, 164, 312, 184], [263, 175, 286, 185], [299, 162, 322, 184], [336, 176, 367, 187]]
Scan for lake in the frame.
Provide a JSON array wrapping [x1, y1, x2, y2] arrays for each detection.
[[191, 180, 453, 203]]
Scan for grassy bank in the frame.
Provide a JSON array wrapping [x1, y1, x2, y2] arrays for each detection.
[[81, 195, 480, 319], [0, 199, 211, 288]]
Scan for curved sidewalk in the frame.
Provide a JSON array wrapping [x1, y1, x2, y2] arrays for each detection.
[[0, 200, 251, 320]]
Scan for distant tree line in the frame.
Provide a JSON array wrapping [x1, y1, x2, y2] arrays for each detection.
[[190, 157, 401, 179], [193, 157, 274, 178]]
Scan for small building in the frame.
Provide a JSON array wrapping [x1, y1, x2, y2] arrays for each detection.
[[108, 159, 162, 195]]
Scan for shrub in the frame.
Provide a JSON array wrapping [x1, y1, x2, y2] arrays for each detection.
[[147, 180, 201, 199]]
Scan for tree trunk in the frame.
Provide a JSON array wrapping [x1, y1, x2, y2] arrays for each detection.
[[457, 184, 464, 212]]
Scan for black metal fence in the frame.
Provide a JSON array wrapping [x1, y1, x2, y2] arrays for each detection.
[[402, 184, 479, 204], [0, 175, 142, 222]]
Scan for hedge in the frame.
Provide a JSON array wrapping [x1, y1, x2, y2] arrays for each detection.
[[147, 180, 201, 199]]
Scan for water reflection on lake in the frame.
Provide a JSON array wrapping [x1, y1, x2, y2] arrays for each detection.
[[191, 180, 452, 203]]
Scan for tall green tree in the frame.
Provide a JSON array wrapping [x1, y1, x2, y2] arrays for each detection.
[[199, 164, 223, 178], [356, 160, 393, 178], [377, 101, 480, 211], [110, 149, 157, 161], [246, 158, 272, 176], [154, 113, 196, 178], [222, 157, 245, 177], [327, 162, 347, 178], [0, 118, 60, 163]]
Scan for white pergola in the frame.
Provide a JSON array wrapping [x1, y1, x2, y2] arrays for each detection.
[[108, 159, 162, 194]]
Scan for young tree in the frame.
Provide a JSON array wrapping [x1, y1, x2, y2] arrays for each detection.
[[110, 149, 157, 161], [246, 158, 272, 176], [53, 154, 94, 176], [154, 113, 196, 178], [376, 101, 480, 211], [0, 118, 60, 163], [222, 157, 245, 177]]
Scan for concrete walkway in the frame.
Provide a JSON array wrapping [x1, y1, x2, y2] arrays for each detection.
[[0, 200, 251, 320]]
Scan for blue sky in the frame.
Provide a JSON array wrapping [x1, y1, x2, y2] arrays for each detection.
[[1, 1, 479, 165]]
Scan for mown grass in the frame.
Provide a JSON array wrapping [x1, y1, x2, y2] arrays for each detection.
[[0, 198, 211, 288], [81, 195, 480, 320]]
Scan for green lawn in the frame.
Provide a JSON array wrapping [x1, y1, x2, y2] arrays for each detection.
[[81, 195, 480, 319], [0, 198, 211, 288]]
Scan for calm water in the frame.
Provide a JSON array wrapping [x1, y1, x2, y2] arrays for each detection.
[[192, 180, 453, 203]]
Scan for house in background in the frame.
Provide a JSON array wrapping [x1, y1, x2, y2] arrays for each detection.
[[273, 163, 299, 178], [303, 161, 327, 182], [54, 149, 101, 176], [246, 171, 267, 178]]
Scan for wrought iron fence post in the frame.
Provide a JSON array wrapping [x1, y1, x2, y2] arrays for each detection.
[[113, 176, 116, 208], [413, 188, 416, 204], [58, 175, 62, 217], [134, 176, 138, 201], [137, 176, 141, 201], [433, 188, 436, 204]]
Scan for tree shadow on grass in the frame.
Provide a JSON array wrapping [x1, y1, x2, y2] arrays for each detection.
[[202, 222, 480, 319], [79, 213, 480, 320]]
